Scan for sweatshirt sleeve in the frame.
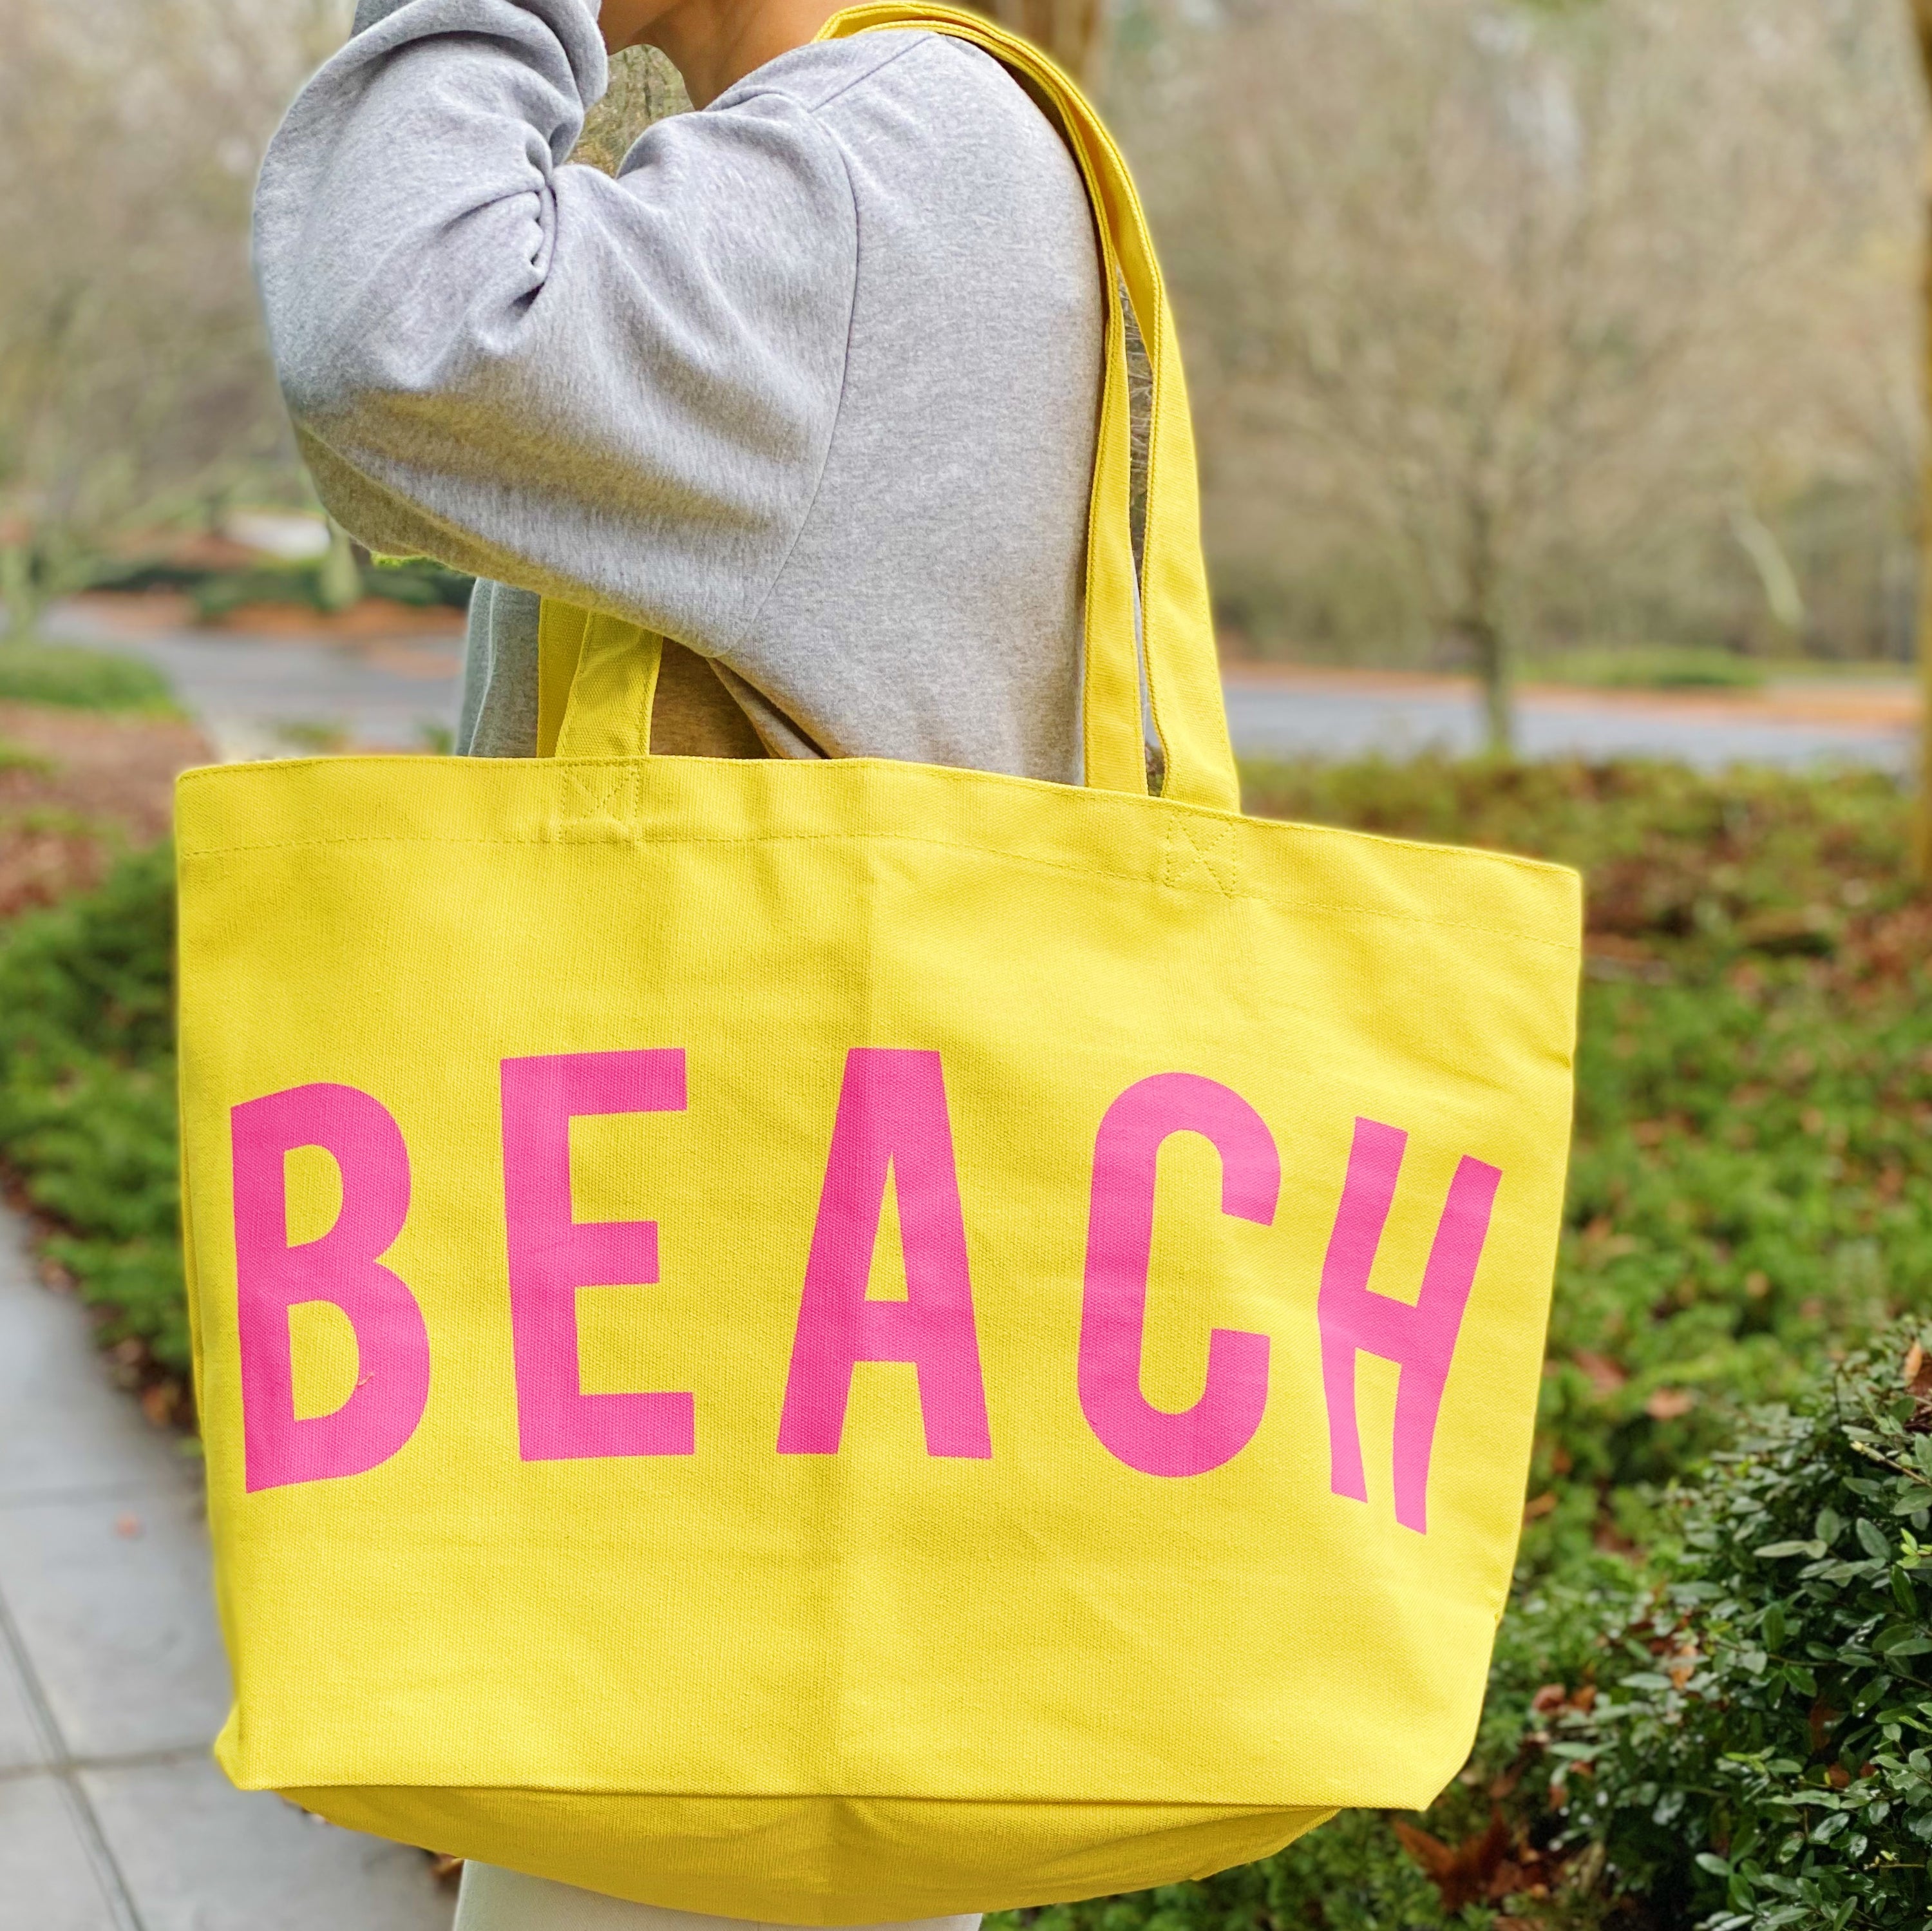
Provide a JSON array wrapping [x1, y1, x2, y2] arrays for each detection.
[[253, 0, 857, 656]]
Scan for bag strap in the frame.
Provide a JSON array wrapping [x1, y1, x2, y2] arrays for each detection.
[[541, 602, 663, 759], [547, 1, 1240, 813]]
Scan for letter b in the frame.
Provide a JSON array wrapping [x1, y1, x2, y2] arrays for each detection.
[[231, 1085, 431, 1493]]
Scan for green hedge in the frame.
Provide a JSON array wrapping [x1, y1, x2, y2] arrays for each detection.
[[97, 553, 474, 622], [1552, 1324, 1932, 1926], [0, 841, 184, 1367], [0, 641, 178, 714]]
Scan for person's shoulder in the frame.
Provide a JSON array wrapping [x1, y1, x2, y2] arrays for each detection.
[[712, 30, 1032, 122]]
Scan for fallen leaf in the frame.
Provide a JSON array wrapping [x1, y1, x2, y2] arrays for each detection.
[[1390, 1813, 1512, 1910], [1573, 1350, 1628, 1396], [1909, 1342, 1932, 1400], [1810, 1700, 1841, 1753]]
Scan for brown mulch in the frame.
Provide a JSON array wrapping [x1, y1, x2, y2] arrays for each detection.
[[67, 588, 463, 646], [210, 598, 464, 642], [0, 701, 211, 918]]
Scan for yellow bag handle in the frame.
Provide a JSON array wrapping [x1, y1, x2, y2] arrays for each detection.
[[547, 1, 1240, 813]]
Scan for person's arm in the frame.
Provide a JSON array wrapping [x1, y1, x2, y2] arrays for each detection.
[[254, 0, 857, 654]]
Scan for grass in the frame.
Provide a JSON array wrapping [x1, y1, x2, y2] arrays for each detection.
[[3, 751, 1929, 1920], [1522, 645, 1771, 690], [0, 640, 178, 714], [0, 737, 54, 774]]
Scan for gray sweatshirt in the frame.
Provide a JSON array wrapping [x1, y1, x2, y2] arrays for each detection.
[[254, 0, 1103, 776]]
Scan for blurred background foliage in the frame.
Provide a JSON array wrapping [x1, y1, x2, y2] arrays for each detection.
[[0, 0, 347, 638], [1110, 0, 1921, 696], [3, 0, 1924, 707]]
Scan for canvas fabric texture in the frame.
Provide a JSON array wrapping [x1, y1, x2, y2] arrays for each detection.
[[178, 9, 1582, 1921]]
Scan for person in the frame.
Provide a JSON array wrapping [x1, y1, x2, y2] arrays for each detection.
[[252, 0, 1104, 1923], [256, 0, 1101, 779]]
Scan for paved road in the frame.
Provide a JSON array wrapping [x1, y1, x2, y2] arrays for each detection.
[[1223, 667, 1917, 774], [48, 601, 1920, 772], [0, 1213, 455, 1931], [48, 604, 466, 759]]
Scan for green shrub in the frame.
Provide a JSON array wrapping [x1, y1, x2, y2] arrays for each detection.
[[100, 553, 474, 620], [1525, 647, 1768, 692], [0, 641, 176, 713], [1548, 1326, 1932, 1928], [0, 842, 184, 1367]]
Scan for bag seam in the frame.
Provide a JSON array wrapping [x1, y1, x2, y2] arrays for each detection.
[[171, 762, 1579, 883], [175, 829, 1578, 953]]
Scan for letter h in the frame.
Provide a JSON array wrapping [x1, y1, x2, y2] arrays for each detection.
[[1318, 1118, 1501, 1535]]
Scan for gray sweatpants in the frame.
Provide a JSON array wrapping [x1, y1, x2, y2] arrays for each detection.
[[453, 1869, 981, 1931]]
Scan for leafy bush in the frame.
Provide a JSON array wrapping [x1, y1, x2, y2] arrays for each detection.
[[0, 641, 176, 713], [0, 841, 184, 1371], [193, 554, 473, 622], [1522, 646, 1768, 692], [99, 552, 474, 620], [1551, 1326, 1932, 1928]]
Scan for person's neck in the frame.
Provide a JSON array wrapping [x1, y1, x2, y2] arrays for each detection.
[[641, 0, 846, 107]]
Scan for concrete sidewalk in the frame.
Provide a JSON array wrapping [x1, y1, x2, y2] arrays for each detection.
[[0, 1212, 453, 1931]]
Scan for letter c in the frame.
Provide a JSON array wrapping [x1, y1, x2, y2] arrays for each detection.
[[1078, 1074, 1278, 1478]]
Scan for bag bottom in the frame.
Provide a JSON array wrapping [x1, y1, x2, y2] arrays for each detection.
[[283, 1786, 1334, 1922]]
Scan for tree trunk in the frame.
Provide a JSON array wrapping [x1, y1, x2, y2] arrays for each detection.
[[0, 541, 51, 645], [1456, 494, 1514, 756], [967, 0, 1110, 84], [316, 522, 364, 615], [573, 46, 690, 175], [1914, 1, 1932, 876], [1458, 611, 1515, 758]]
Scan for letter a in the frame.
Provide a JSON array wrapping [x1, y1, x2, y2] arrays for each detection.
[[1318, 1118, 1502, 1535], [232, 1084, 431, 1493], [777, 1050, 991, 1459], [1079, 1073, 1278, 1478]]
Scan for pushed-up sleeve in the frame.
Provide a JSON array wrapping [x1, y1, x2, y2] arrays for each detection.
[[254, 0, 857, 655]]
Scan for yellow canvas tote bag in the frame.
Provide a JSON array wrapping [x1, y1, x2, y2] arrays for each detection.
[[175, 7, 1582, 1919]]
